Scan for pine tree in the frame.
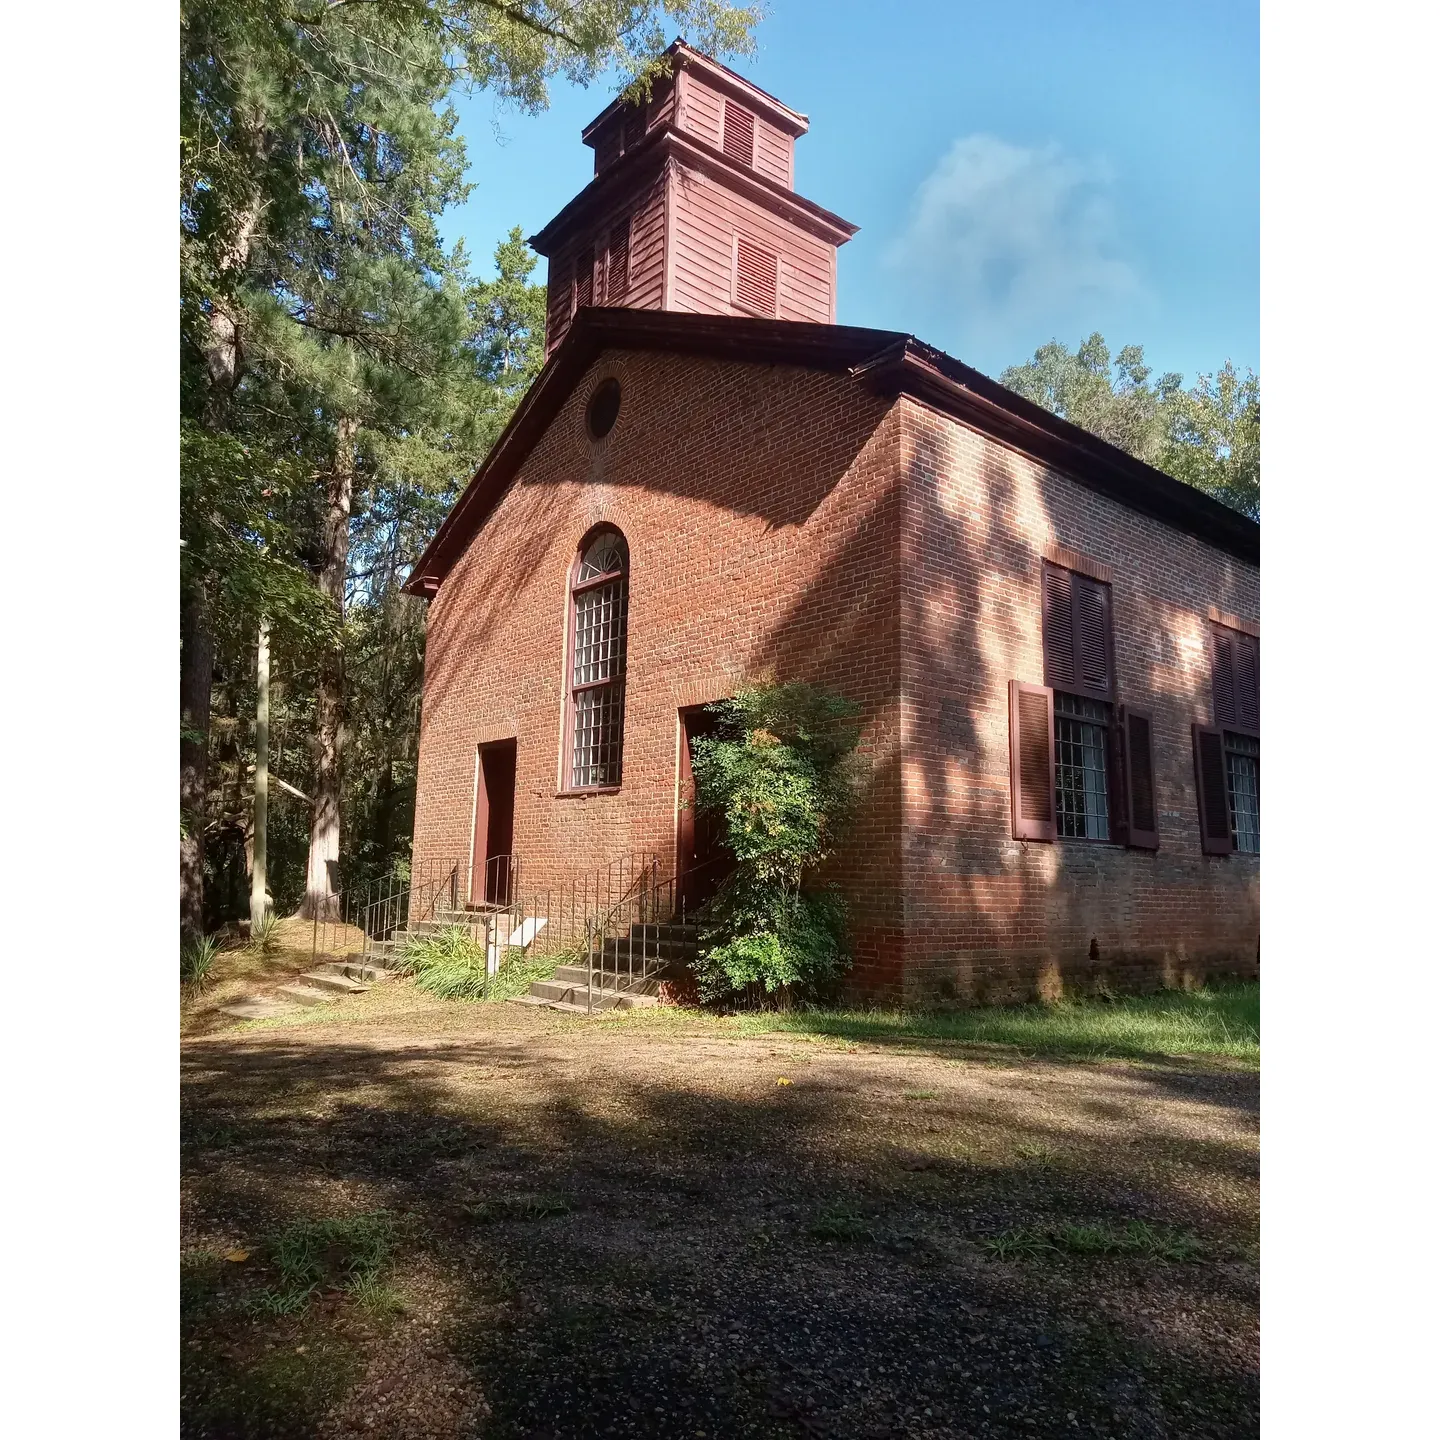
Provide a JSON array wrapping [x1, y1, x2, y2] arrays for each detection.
[[179, 1, 759, 934]]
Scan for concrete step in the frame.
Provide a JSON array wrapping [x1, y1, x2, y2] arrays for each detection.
[[300, 968, 370, 995], [628, 923, 699, 942], [331, 959, 389, 983], [599, 942, 695, 965], [407, 918, 487, 937], [511, 990, 660, 1014], [527, 979, 591, 1006], [220, 996, 303, 1021], [274, 983, 334, 1008]]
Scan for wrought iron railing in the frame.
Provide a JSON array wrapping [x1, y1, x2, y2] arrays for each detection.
[[465, 851, 660, 985], [305, 858, 462, 968], [302, 849, 720, 1008], [582, 852, 729, 1012]]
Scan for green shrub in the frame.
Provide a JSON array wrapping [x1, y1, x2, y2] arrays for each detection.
[[689, 683, 861, 1004], [181, 933, 221, 988]]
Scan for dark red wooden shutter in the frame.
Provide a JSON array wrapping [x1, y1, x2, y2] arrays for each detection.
[[605, 220, 630, 302], [574, 247, 594, 309], [1009, 681, 1056, 841], [735, 236, 777, 316], [1212, 628, 1237, 727], [1121, 706, 1160, 849], [1074, 575, 1113, 697], [1235, 633, 1259, 732], [1041, 561, 1076, 690], [1192, 723, 1234, 855], [722, 99, 755, 166]]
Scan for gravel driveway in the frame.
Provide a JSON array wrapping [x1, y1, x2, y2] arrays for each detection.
[[181, 1001, 1258, 1438]]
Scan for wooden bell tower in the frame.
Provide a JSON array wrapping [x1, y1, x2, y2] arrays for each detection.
[[530, 40, 859, 356]]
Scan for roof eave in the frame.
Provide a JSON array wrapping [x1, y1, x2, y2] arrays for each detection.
[[856, 341, 1259, 564], [406, 314, 1259, 596]]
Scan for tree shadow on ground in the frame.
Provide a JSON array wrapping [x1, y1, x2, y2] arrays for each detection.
[[182, 1025, 1258, 1440]]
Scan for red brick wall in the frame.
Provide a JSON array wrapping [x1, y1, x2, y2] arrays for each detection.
[[414, 355, 1259, 1008], [413, 349, 908, 994], [897, 398, 1260, 1005]]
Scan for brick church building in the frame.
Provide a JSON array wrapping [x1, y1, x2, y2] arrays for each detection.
[[405, 41, 1259, 1005]]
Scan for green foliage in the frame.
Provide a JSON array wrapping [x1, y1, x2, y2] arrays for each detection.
[[689, 683, 862, 1004], [180, 0, 759, 927], [250, 1211, 397, 1317], [468, 1194, 572, 1223], [982, 1219, 1204, 1263], [1001, 333, 1259, 520], [397, 925, 565, 1000], [181, 933, 222, 988], [397, 924, 491, 998], [247, 911, 283, 955], [807, 1206, 873, 1243]]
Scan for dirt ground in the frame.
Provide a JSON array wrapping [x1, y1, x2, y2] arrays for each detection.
[[181, 995, 1259, 1439]]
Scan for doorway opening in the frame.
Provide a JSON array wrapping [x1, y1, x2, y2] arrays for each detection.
[[471, 739, 517, 906], [677, 707, 734, 913]]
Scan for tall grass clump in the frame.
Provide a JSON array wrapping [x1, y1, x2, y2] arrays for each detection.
[[181, 933, 221, 989], [397, 924, 490, 999], [248, 911, 283, 956], [397, 925, 565, 1001]]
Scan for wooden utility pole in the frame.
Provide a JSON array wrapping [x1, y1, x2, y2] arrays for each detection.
[[250, 618, 271, 932]]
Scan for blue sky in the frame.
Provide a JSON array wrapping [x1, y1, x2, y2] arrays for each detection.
[[438, 0, 1258, 385]]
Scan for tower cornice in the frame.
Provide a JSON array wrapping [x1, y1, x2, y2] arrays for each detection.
[[529, 123, 858, 256]]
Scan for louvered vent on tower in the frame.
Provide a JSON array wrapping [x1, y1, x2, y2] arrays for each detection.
[[734, 236, 777, 316], [622, 103, 647, 151], [575, 248, 594, 309], [605, 219, 630, 303], [722, 99, 755, 167]]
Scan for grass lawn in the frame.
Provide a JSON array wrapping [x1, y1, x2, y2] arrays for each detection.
[[182, 979, 1259, 1438], [731, 982, 1260, 1062]]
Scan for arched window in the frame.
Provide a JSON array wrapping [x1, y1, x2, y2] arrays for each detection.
[[567, 528, 629, 789]]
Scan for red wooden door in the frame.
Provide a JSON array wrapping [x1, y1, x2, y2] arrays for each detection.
[[677, 708, 732, 913], [471, 740, 517, 905]]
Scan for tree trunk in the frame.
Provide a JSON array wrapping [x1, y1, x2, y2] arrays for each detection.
[[302, 416, 357, 920], [180, 582, 214, 940], [250, 617, 271, 932], [184, 176, 262, 941]]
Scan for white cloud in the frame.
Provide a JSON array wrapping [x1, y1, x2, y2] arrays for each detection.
[[885, 135, 1144, 344]]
